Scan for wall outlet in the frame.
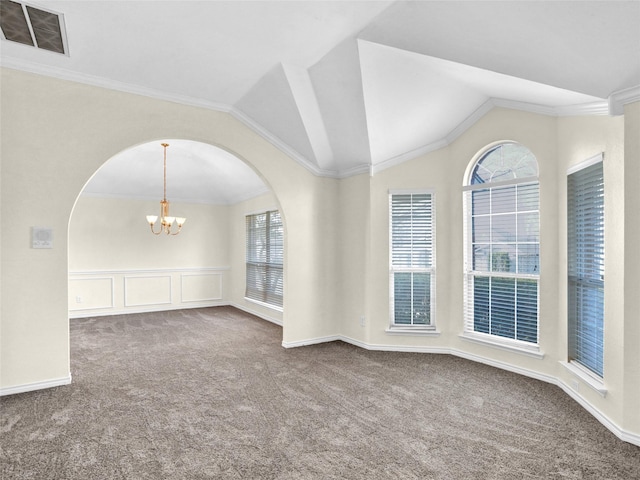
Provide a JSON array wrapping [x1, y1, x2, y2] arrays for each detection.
[[75, 296, 83, 304], [359, 315, 366, 327], [570, 379, 580, 391]]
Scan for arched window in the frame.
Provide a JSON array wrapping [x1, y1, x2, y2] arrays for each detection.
[[463, 142, 539, 346]]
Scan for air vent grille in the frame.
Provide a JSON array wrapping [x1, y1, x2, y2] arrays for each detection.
[[0, 0, 66, 54]]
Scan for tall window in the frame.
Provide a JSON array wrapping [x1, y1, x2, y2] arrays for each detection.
[[389, 191, 435, 327], [463, 143, 539, 345], [246, 210, 283, 308], [568, 155, 604, 377]]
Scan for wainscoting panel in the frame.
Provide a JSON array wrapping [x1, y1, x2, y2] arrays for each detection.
[[69, 277, 114, 312], [69, 268, 229, 318], [181, 273, 223, 303], [125, 275, 172, 307]]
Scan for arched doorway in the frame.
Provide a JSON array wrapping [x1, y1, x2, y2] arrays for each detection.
[[68, 139, 285, 327]]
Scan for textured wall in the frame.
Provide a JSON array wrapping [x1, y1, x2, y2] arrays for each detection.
[[0, 68, 338, 390], [1, 67, 637, 444]]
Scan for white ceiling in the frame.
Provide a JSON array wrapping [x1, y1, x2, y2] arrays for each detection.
[[1, 1, 639, 204], [81, 140, 270, 205]]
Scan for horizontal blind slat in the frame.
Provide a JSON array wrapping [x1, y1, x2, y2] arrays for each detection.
[[464, 144, 539, 345], [246, 210, 283, 308], [567, 160, 604, 377], [390, 193, 435, 326]]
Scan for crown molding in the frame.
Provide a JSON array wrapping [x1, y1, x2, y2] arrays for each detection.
[[0, 57, 231, 112], [447, 99, 497, 144], [1, 58, 628, 181], [555, 101, 609, 116], [370, 96, 611, 176], [335, 163, 371, 178], [609, 85, 640, 116], [371, 98, 496, 176], [370, 138, 449, 176], [491, 98, 558, 116], [0, 58, 340, 178], [228, 106, 339, 178], [490, 97, 609, 117]]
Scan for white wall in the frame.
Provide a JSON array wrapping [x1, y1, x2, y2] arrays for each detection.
[[1, 66, 638, 445], [0, 68, 339, 393], [68, 196, 230, 316], [70, 197, 229, 271], [622, 102, 640, 436], [556, 114, 625, 427], [337, 174, 371, 342], [335, 107, 639, 445]]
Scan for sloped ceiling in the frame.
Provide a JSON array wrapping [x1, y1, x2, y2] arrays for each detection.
[[1, 1, 639, 202]]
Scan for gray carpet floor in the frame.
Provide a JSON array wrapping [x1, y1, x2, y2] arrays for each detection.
[[1, 306, 638, 479]]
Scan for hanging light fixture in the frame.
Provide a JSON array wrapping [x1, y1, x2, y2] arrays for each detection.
[[146, 143, 186, 235]]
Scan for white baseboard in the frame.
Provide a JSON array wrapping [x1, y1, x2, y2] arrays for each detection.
[[0, 374, 72, 396], [284, 333, 640, 447], [282, 334, 341, 348], [69, 301, 228, 319], [556, 380, 640, 447]]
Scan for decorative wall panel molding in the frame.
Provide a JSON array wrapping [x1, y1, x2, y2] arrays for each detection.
[[69, 267, 229, 318], [69, 277, 114, 311], [124, 275, 172, 307], [180, 273, 223, 303]]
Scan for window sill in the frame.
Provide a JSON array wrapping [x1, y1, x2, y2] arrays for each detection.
[[459, 332, 544, 359], [244, 297, 283, 313], [560, 361, 607, 397], [386, 326, 440, 336]]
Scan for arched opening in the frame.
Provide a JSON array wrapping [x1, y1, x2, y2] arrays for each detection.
[[68, 139, 285, 329]]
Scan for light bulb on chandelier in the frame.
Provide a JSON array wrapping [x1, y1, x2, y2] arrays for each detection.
[[146, 143, 186, 235]]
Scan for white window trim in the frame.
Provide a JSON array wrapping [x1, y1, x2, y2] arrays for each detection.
[[388, 189, 436, 332], [462, 144, 540, 349], [459, 331, 543, 359], [244, 296, 284, 313], [566, 152, 603, 175], [386, 326, 440, 336], [560, 361, 607, 397]]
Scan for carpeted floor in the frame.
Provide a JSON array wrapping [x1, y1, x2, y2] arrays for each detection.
[[1, 307, 638, 479]]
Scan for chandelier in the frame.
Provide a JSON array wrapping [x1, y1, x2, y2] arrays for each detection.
[[145, 143, 186, 235]]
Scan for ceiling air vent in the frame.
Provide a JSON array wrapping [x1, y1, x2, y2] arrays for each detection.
[[0, 0, 67, 54]]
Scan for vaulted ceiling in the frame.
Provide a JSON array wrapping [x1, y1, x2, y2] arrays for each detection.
[[1, 1, 639, 203]]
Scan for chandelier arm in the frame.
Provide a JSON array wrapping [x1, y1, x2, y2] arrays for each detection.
[[149, 223, 163, 235]]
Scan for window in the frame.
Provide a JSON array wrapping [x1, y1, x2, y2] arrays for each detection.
[[246, 210, 283, 309], [463, 142, 539, 347], [389, 191, 435, 327], [567, 155, 604, 377]]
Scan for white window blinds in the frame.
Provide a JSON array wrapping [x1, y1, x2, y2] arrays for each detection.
[[246, 210, 283, 308], [390, 192, 435, 326], [463, 143, 539, 345], [568, 156, 604, 377]]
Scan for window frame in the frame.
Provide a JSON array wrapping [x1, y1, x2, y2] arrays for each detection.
[[245, 209, 283, 311], [388, 189, 437, 334], [567, 153, 605, 380], [461, 142, 542, 356]]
